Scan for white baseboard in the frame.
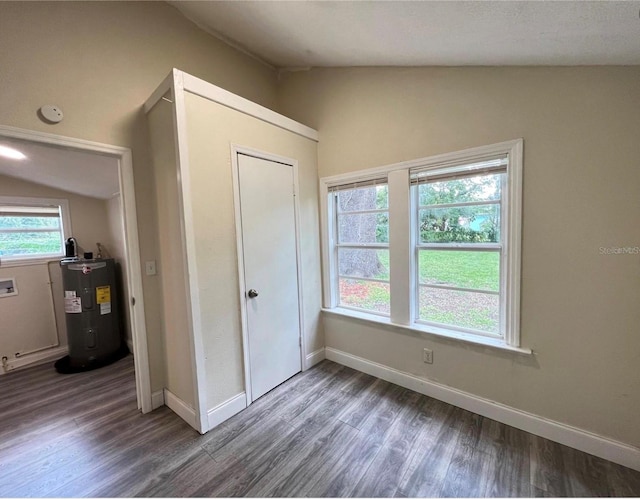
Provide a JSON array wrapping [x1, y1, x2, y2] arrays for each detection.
[[1, 346, 68, 374], [164, 389, 198, 432], [325, 347, 640, 472], [305, 347, 326, 369], [126, 338, 134, 354], [206, 392, 247, 432], [151, 390, 165, 410]]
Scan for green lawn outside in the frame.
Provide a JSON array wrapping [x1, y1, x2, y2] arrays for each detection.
[[418, 250, 499, 291], [342, 249, 500, 332], [375, 249, 499, 291], [0, 232, 62, 256], [418, 287, 499, 333]]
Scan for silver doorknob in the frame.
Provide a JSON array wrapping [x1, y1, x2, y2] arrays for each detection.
[[247, 289, 259, 298]]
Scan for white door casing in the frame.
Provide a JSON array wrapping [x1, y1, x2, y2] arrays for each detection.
[[234, 150, 303, 402], [0, 124, 152, 412]]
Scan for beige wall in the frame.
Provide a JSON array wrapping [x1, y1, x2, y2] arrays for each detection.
[[277, 66, 640, 448], [147, 95, 195, 408], [0, 1, 278, 391], [0, 265, 59, 360], [183, 92, 322, 411], [0, 174, 112, 361], [104, 194, 131, 345]]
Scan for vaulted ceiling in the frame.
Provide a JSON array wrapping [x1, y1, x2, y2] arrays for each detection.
[[171, 1, 640, 68]]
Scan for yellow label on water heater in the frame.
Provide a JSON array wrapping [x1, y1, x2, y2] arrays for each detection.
[[96, 285, 111, 304]]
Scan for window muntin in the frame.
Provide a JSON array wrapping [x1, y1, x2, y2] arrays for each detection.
[[332, 183, 390, 315], [412, 159, 506, 337], [0, 200, 69, 262]]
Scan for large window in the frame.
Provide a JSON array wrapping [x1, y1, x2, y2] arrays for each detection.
[[0, 197, 71, 264], [321, 140, 523, 350]]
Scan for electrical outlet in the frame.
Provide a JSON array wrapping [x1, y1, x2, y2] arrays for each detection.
[[423, 348, 433, 364]]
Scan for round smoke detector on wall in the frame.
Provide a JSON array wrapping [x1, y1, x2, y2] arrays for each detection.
[[39, 105, 64, 124]]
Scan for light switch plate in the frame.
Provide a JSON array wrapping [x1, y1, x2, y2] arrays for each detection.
[[145, 260, 157, 276]]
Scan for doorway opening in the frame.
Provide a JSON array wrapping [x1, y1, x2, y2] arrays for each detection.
[[0, 125, 151, 412]]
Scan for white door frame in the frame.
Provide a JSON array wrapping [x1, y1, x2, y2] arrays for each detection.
[[0, 124, 153, 413], [230, 144, 306, 406]]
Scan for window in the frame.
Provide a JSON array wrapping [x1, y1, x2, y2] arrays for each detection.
[[0, 197, 71, 264], [330, 180, 389, 315], [321, 139, 524, 351], [412, 158, 505, 337]]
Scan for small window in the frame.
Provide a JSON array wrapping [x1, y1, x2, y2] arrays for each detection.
[[0, 197, 71, 264], [330, 180, 390, 315]]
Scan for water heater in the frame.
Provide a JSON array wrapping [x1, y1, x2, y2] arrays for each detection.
[[56, 258, 127, 373]]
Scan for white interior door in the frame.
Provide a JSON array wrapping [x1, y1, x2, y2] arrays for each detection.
[[237, 153, 302, 401]]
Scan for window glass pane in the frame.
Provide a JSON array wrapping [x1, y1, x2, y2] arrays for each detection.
[[419, 203, 500, 243], [338, 212, 389, 244], [418, 287, 499, 334], [0, 231, 63, 256], [339, 278, 390, 315], [419, 250, 499, 292], [0, 215, 60, 230], [338, 184, 388, 211], [419, 172, 503, 206], [338, 248, 389, 281]]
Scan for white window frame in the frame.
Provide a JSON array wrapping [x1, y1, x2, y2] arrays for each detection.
[[320, 139, 527, 353], [411, 156, 507, 341], [0, 196, 72, 267]]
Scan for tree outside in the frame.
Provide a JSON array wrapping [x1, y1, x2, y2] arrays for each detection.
[[337, 185, 390, 313], [337, 173, 503, 333], [418, 173, 501, 244]]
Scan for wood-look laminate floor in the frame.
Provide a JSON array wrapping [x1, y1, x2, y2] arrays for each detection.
[[1, 355, 639, 497]]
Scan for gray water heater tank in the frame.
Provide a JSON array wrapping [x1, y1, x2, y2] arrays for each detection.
[[60, 258, 123, 368]]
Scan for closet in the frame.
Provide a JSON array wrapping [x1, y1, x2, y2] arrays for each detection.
[[144, 69, 323, 433]]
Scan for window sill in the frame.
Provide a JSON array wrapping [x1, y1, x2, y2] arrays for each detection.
[[322, 307, 532, 356]]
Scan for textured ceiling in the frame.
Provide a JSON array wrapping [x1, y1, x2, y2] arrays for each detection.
[[170, 1, 640, 68]]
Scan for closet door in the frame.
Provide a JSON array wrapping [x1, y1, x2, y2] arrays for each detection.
[[237, 153, 302, 401]]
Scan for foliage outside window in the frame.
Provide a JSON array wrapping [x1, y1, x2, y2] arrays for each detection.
[[332, 181, 390, 315], [322, 140, 523, 349], [0, 198, 70, 263], [413, 160, 506, 336]]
